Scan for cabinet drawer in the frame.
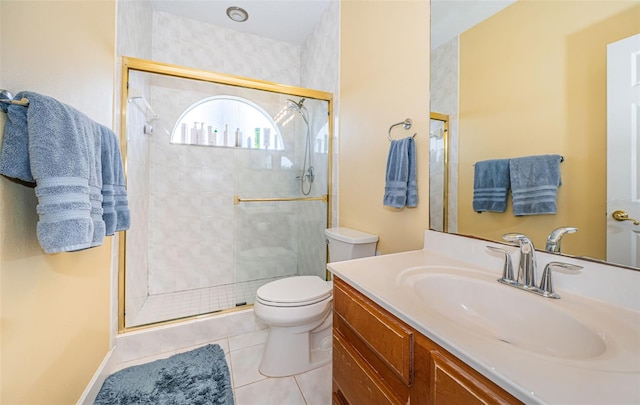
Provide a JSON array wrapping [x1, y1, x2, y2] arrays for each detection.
[[333, 277, 413, 385], [333, 332, 405, 405], [430, 350, 521, 405]]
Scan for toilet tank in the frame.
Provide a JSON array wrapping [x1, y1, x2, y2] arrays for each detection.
[[325, 227, 378, 263]]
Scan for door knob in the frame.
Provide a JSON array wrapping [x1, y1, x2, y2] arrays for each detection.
[[612, 210, 640, 225]]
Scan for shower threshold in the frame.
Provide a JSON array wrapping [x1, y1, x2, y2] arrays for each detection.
[[127, 276, 283, 328]]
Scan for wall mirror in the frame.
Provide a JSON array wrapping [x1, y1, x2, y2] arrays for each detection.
[[430, 0, 640, 269]]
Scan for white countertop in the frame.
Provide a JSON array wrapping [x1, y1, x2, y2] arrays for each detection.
[[328, 236, 640, 405]]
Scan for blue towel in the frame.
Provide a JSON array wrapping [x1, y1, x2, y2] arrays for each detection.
[[22, 91, 97, 253], [0, 91, 130, 253], [0, 97, 33, 182], [473, 159, 510, 213], [100, 126, 117, 235], [383, 137, 417, 208], [509, 154, 562, 216], [108, 128, 130, 232]]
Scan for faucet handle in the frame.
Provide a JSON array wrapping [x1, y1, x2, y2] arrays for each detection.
[[487, 246, 516, 285], [539, 261, 583, 299]]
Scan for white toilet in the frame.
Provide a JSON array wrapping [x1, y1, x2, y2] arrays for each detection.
[[254, 227, 378, 377]]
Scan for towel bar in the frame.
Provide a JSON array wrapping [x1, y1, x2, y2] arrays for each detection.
[[0, 89, 29, 107], [234, 194, 328, 205]]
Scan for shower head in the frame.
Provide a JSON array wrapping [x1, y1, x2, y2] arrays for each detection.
[[285, 98, 308, 124], [286, 98, 306, 112]]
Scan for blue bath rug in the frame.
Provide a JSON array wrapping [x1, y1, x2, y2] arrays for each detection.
[[94, 344, 234, 405]]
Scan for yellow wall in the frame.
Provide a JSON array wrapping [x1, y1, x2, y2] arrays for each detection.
[[458, 0, 640, 258], [0, 1, 116, 403], [339, 0, 430, 253]]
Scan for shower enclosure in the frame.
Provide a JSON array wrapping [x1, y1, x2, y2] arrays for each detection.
[[119, 58, 332, 330]]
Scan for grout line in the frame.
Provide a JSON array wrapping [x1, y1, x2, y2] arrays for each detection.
[[293, 374, 310, 405]]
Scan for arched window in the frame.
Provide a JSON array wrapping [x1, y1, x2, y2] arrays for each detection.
[[171, 95, 284, 150]]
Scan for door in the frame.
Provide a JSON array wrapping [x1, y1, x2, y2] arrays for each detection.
[[607, 33, 640, 267]]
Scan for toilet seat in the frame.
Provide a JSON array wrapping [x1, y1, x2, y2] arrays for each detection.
[[256, 276, 332, 307]]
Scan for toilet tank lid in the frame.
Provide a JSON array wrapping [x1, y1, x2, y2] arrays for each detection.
[[325, 227, 378, 244]]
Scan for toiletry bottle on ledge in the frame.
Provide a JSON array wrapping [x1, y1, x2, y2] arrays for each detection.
[[224, 124, 229, 147], [263, 128, 271, 150], [199, 122, 206, 145], [235, 128, 241, 147], [254, 128, 261, 149], [190, 122, 198, 144], [208, 126, 215, 146], [181, 123, 187, 143]]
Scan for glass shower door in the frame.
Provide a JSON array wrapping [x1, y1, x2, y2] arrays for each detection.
[[120, 58, 332, 330], [232, 97, 330, 306]]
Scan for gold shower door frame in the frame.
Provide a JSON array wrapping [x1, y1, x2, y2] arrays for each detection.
[[118, 57, 334, 333], [429, 112, 450, 233]]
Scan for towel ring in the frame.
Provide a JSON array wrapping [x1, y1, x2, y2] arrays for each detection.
[[388, 118, 417, 141]]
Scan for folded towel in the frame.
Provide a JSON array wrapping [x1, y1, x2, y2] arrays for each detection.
[[509, 154, 562, 216], [101, 125, 130, 233], [100, 126, 117, 235], [0, 98, 34, 182], [383, 137, 418, 208], [0, 91, 125, 253], [473, 159, 510, 213], [22, 91, 98, 253], [87, 120, 105, 247]]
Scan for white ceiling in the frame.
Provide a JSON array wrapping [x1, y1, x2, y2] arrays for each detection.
[[150, 0, 334, 45], [150, 0, 515, 48]]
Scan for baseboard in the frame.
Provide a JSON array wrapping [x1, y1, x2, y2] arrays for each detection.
[[76, 346, 116, 405]]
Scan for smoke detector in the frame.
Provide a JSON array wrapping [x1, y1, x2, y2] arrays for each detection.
[[226, 6, 249, 22]]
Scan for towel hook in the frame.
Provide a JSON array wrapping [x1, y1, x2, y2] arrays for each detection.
[[388, 118, 417, 141]]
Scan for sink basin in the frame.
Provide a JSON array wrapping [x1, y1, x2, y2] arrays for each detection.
[[397, 267, 606, 360]]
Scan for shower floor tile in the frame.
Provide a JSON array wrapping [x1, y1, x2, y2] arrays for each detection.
[[129, 277, 281, 326]]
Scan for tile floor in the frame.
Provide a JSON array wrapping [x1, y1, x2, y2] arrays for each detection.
[[113, 328, 332, 405]]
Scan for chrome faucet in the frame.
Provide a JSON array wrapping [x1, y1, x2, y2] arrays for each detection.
[[489, 233, 583, 299], [502, 233, 537, 288], [545, 226, 578, 253]]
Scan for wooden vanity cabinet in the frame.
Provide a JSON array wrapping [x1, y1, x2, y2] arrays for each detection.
[[332, 276, 522, 405]]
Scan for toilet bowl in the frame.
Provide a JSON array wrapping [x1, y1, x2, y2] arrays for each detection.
[[254, 227, 378, 377]]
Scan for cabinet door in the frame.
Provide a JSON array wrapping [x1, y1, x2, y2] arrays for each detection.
[[333, 277, 414, 384], [333, 332, 406, 405], [332, 390, 348, 405], [429, 350, 519, 405]]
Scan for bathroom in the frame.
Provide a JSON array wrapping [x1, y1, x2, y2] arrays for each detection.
[[0, 1, 427, 402], [0, 0, 638, 404]]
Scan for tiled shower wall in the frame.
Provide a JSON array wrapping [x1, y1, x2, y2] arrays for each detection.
[[142, 76, 329, 295], [120, 4, 338, 297], [301, 0, 340, 226], [430, 36, 459, 233]]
